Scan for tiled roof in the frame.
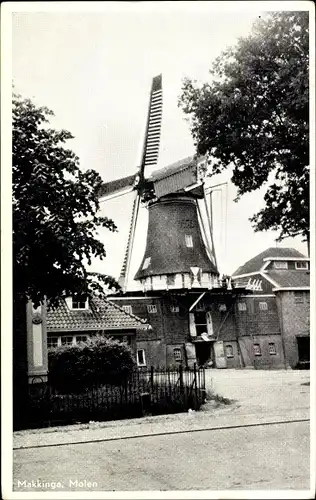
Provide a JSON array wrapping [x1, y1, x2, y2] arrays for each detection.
[[233, 247, 307, 276], [267, 270, 310, 288], [47, 296, 148, 332]]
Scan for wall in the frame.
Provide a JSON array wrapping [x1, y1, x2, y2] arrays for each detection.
[[112, 292, 287, 370], [136, 340, 167, 368], [205, 296, 237, 341], [235, 296, 280, 338], [223, 341, 242, 368], [239, 335, 285, 369], [112, 296, 191, 368], [113, 297, 165, 341], [276, 291, 310, 368]]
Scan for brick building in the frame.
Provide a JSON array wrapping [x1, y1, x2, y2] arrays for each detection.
[[232, 247, 310, 369], [27, 296, 150, 383], [109, 247, 310, 370]]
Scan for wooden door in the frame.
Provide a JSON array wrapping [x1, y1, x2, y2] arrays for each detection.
[[213, 341, 227, 368]]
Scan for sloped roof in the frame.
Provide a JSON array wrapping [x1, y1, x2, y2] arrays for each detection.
[[148, 156, 197, 183], [233, 247, 307, 276], [47, 296, 148, 332], [267, 270, 310, 288]]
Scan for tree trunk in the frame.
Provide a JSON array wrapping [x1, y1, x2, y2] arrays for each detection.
[[13, 294, 28, 430]]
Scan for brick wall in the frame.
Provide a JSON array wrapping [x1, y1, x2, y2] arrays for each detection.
[[136, 340, 167, 368], [112, 292, 287, 370], [276, 291, 310, 368], [222, 340, 241, 368], [160, 299, 190, 344], [113, 298, 165, 341], [206, 298, 237, 341], [235, 296, 280, 337], [239, 335, 285, 369]]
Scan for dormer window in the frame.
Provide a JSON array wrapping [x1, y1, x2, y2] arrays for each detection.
[[72, 298, 87, 309], [122, 305, 133, 314], [142, 257, 151, 270], [66, 296, 89, 310], [274, 261, 288, 269], [295, 261, 308, 270], [185, 235, 193, 248]]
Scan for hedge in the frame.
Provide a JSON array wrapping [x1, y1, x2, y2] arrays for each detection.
[[48, 335, 135, 393]]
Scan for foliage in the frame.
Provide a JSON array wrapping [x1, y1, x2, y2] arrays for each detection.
[[48, 335, 136, 393], [13, 92, 120, 307], [179, 12, 309, 244]]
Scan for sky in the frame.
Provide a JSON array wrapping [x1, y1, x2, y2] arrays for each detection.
[[11, 2, 309, 289]]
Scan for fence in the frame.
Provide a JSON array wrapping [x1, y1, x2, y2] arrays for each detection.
[[19, 365, 206, 430]]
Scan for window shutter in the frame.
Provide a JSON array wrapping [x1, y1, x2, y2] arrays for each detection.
[[206, 311, 213, 336], [189, 313, 197, 336]]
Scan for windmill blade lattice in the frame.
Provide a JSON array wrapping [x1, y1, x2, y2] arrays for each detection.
[[140, 74, 163, 173], [118, 75, 163, 290]]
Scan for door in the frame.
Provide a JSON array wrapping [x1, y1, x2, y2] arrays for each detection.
[[213, 341, 227, 369], [297, 336, 310, 367], [195, 342, 212, 367]]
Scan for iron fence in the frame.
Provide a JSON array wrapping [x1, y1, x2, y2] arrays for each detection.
[[19, 365, 206, 430]]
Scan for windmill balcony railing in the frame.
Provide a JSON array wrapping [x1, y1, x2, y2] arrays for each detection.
[[141, 273, 220, 292]]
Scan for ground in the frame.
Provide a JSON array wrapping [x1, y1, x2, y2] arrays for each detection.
[[11, 369, 311, 494]]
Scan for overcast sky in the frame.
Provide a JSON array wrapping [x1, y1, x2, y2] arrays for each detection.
[[11, 2, 308, 289]]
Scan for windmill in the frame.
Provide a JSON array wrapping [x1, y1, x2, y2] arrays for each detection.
[[99, 75, 220, 293]]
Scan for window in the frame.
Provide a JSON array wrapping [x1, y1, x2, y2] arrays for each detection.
[[195, 301, 205, 311], [147, 304, 157, 314], [137, 349, 146, 366], [219, 304, 227, 312], [294, 291, 304, 304], [142, 257, 151, 270], [122, 335, 132, 346], [259, 302, 268, 311], [170, 306, 179, 313], [274, 261, 288, 269], [173, 348, 182, 361], [122, 305, 133, 314], [269, 342, 277, 355], [238, 302, 247, 312], [72, 297, 87, 309], [185, 234, 193, 248], [47, 336, 58, 348], [76, 335, 87, 344], [194, 311, 207, 335], [167, 275, 175, 286], [253, 343, 262, 356], [225, 344, 234, 358], [295, 261, 308, 270], [61, 336, 74, 346]]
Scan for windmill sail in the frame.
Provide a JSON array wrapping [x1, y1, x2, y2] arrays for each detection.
[[98, 174, 136, 202], [140, 74, 163, 173], [118, 75, 163, 290], [98, 74, 163, 201]]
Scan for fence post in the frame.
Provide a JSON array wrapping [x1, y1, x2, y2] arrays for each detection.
[[124, 370, 128, 405], [179, 364, 184, 408], [193, 362, 198, 409], [150, 366, 154, 393]]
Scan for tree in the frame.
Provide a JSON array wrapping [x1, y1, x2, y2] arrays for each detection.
[[179, 12, 309, 249], [13, 92, 120, 308]]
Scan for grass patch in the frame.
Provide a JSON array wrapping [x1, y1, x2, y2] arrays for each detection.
[[202, 389, 234, 408]]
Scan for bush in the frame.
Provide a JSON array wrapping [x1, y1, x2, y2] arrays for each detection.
[[48, 335, 135, 393]]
